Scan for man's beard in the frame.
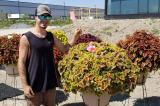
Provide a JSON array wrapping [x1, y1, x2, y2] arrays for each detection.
[[40, 23, 47, 29]]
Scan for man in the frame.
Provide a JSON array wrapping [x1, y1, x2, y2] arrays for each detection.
[[18, 4, 82, 106]]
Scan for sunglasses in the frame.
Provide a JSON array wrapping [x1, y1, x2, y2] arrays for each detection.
[[38, 15, 52, 20]]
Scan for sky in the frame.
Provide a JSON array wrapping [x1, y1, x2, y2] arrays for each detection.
[[10, 0, 105, 9]]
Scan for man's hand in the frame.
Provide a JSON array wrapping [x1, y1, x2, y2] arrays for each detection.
[[24, 85, 35, 98], [70, 28, 82, 46], [74, 28, 82, 39]]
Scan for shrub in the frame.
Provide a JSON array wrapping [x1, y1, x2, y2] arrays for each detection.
[[58, 42, 140, 96], [0, 34, 20, 65], [49, 30, 102, 64], [50, 30, 69, 45], [117, 30, 160, 73], [75, 33, 102, 44]]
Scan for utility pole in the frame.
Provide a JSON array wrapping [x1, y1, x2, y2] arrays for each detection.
[[63, 1, 66, 19], [105, 0, 108, 18], [18, 0, 20, 18], [95, 5, 97, 18]]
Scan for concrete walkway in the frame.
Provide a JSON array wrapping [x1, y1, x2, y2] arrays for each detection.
[[0, 26, 59, 36]]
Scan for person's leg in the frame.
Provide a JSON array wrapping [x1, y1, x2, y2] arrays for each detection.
[[43, 88, 56, 106], [26, 92, 42, 106]]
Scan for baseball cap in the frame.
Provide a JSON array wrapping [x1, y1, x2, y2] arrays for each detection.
[[35, 5, 51, 16]]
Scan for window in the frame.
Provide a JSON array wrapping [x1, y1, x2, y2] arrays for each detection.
[[139, 0, 148, 13], [108, 0, 121, 15], [106, 0, 160, 16], [149, 0, 159, 13], [121, 0, 138, 14]]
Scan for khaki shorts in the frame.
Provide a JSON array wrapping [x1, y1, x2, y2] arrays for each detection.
[[26, 88, 56, 106]]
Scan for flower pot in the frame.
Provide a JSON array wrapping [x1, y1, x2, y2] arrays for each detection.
[[82, 92, 111, 106], [5, 64, 19, 76], [137, 72, 148, 85]]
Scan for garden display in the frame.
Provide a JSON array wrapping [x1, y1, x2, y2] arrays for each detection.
[[117, 30, 160, 84], [58, 42, 140, 106]]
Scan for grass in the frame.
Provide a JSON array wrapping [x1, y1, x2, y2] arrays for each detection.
[[0, 19, 35, 29], [102, 26, 113, 36], [0, 18, 72, 29], [50, 18, 72, 26], [151, 28, 160, 36]]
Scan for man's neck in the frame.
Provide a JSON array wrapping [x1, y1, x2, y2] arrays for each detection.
[[35, 24, 46, 33], [32, 25, 47, 38]]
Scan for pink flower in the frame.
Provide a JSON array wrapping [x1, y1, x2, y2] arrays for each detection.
[[87, 42, 96, 52]]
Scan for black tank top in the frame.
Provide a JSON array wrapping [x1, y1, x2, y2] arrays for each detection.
[[23, 31, 58, 93]]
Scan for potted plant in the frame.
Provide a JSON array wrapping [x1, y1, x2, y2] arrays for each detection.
[[117, 30, 160, 85], [0, 34, 20, 76], [49, 30, 102, 88], [49, 30, 102, 65], [58, 42, 140, 106]]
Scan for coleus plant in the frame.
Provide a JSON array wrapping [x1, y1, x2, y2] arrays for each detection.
[[75, 33, 102, 44], [0, 31, 65, 65], [0, 34, 20, 65], [58, 42, 140, 96], [0, 36, 8, 65], [117, 30, 160, 73], [49, 30, 102, 88], [49, 30, 102, 64]]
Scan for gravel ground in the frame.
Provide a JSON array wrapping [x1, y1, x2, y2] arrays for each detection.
[[0, 26, 59, 36], [1, 18, 160, 106], [8, 23, 32, 29], [1, 69, 160, 106], [59, 18, 160, 44], [1, 18, 160, 44]]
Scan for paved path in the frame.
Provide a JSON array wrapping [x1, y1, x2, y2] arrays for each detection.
[[0, 26, 58, 36]]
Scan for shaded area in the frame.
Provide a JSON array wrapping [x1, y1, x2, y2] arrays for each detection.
[[0, 83, 23, 101], [62, 102, 85, 106], [110, 92, 130, 102], [56, 90, 69, 104], [133, 96, 160, 106], [0, 65, 5, 70]]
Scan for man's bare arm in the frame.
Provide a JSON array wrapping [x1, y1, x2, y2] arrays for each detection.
[[54, 28, 82, 53], [18, 35, 29, 88], [53, 37, 70, 53]]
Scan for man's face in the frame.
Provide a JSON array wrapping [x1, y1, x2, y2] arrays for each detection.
[[35, 13, 52, 29]]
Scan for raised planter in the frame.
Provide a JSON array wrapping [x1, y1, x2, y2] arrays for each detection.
[[5, 64, 19, 76], [82, 92, 111, 106]]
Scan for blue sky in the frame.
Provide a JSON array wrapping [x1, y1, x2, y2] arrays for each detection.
[[10, 0, 105, 9]]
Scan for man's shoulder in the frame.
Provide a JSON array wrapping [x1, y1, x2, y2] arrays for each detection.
[[20, 31, 31, 45], [47, 31, 54, 39], [22, 31, 31, 37], [47, 31, 53, 36]]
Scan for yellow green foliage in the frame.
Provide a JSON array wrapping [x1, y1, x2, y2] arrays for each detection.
[[49, 29, 69, 45], [58, 42, 140, 96]]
